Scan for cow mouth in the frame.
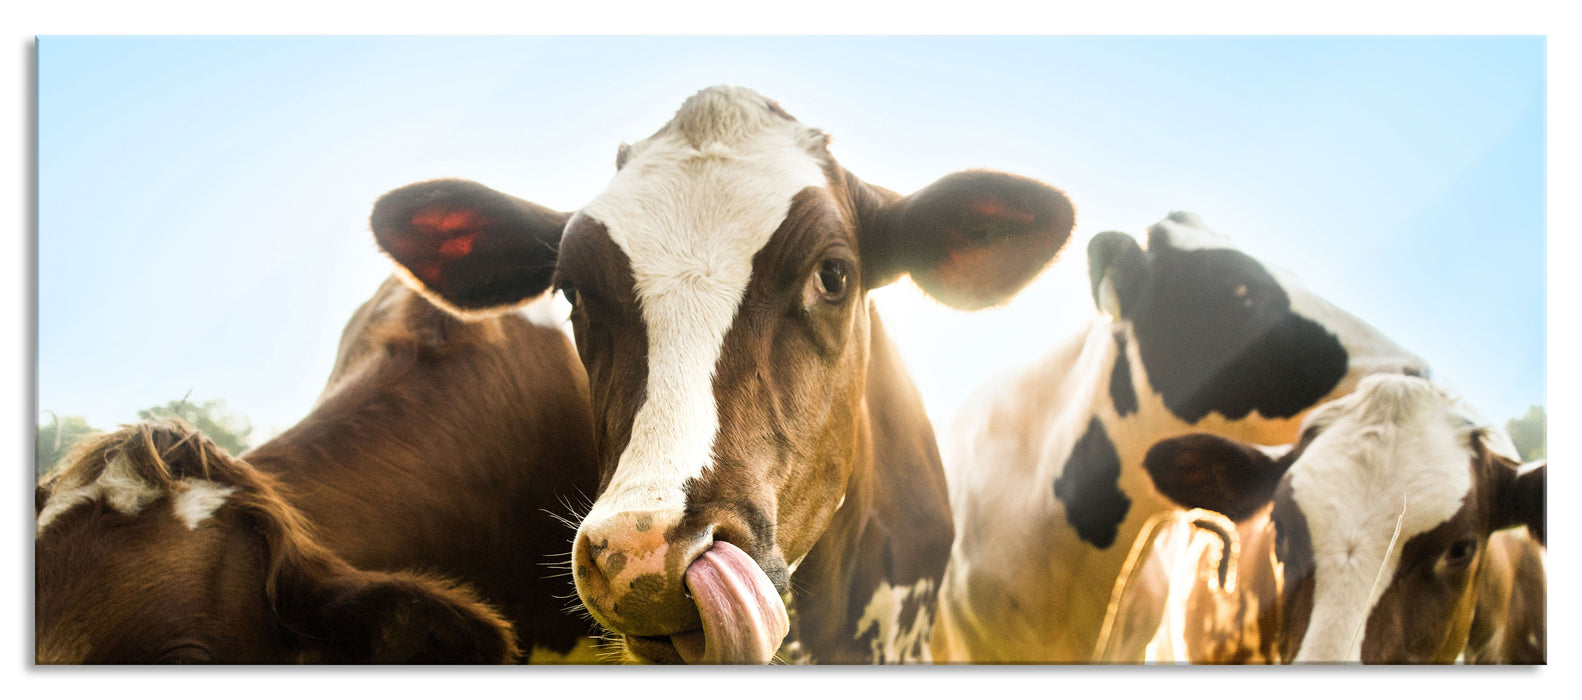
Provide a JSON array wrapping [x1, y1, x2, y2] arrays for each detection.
[[621, 540, 789, 664]]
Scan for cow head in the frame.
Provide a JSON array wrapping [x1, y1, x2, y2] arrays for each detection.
[[1088, 211, 1426, 429], [370, 86, 1075, 662], [35, 422, 520, 664], [1144, 374, 1545, 663]]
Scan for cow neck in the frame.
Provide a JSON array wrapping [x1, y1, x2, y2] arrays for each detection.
[[239, 313, 600, 660], [781, 307, 954, 664]]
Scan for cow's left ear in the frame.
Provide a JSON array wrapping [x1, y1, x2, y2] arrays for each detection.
[[856, 170, 1075, 310], [1493, 459, 1546, 546]]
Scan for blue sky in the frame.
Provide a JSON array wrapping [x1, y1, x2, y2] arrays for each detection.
[[36, 35, 1545, 439]]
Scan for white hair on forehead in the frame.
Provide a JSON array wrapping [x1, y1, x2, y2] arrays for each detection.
[[1288, 373, 1481, 662], [574, 86, 831, 522]]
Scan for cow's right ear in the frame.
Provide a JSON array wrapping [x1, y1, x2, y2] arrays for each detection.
[[1143, 433, 1292, 522], [371, 179, 569, 316], [1087, 231, 1147, 320]]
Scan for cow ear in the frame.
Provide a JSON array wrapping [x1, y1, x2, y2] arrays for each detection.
[[1493, 460, 1545, 546], [1143, 433, 1292, 522], [1087, 231, 1147, 319], [273, 536, 520, 663], [857, 170, 1075, 310], [283, 562, 521, 664], [371, 178, 568, 316], [309, 571, 521, 664]]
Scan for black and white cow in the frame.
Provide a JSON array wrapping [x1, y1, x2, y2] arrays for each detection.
[[1146, 373, 1545, 663], [369, 86, 1076, 663], [931, 211, 1426, 663]]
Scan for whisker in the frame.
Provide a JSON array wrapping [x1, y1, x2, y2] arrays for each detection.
[[1348, 496, 1408, 661]]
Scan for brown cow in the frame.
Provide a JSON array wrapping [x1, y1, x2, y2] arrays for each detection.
[[35, 277, 602, 663], [369, 85, 1076, 663], [1145, 373, 1546, 663]]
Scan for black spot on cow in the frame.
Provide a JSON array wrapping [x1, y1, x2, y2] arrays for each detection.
[[1128, 244, 1348, 424], [1054, 418, 1131, 549], [1110, 332, 1138, 417]]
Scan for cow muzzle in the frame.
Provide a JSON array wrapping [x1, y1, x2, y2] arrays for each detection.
[[572, 510, 789, 664]]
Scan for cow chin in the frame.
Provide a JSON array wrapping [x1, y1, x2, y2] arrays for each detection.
[[579, 539, 790, 665]]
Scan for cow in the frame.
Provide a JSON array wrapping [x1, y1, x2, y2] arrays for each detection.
[[930, 211, 1427, 663], [1144, 373, 1546, 663], [368, 85, 1077, 663], [35, 276, 603, 663]]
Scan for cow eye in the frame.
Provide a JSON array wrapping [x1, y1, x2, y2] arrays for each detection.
[[815, 259, 851, 302], [1443, 539, 1478, 567]]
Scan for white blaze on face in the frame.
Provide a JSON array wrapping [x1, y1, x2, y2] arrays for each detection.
[[1287, 375, 1475, 662], [573, 87, 829, 521]]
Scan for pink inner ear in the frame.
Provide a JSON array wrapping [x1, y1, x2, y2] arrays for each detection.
[[969, 197, 1035, 224], [412, 207, 481, 235], [437, 233, 479, 258]]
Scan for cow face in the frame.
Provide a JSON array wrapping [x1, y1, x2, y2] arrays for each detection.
[[35, 423, 520, 664], [1088, 212, 1425, 428], [370, 86, 1075, 662], [1144, 374, 1545, 663]]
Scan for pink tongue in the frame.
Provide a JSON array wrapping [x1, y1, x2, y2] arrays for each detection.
[[673, 541, 789, 664]]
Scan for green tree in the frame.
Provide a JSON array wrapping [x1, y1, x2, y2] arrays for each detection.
[[137, 398, 254, 456], [35, 413, 100, 478], [1505, 405, 1546, 463]]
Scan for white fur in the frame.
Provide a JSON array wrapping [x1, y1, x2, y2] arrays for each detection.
[[935, 213, 1426, 663], [573, 87, 827, 525], [171, 480, 237, 529], [1288, 374, 1476, 662], [37, 453, 239, 537], [852, 578, 937, 663], [36, 455, 164, 536]]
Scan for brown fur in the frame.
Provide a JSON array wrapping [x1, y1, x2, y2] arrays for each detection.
[[368, 87, 1076, 663], [36, 421, 519, 663], [37, 277, 602, 664], [1155, 425, 1546, 664]]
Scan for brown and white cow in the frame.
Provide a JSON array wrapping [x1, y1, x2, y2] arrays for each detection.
[[1145, 373, 1546, 663], [931, 211, 1426, 663], [369, 85, 1076, 663], [35, 277, 603, 663]]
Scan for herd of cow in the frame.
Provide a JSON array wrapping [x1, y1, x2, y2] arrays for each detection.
[[34, 86, 1546, 665]]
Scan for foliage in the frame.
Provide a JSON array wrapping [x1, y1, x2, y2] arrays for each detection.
[[137, 398, 254, 456], [35, 413, 100, 478], [1505, 405, 1546, 463]]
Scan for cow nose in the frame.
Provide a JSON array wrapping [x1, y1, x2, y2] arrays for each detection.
[[572, 509, 712, 636]]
